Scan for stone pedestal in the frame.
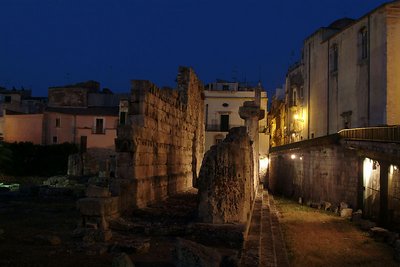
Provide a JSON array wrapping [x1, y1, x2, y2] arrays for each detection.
[[76, 185, 119, 241]]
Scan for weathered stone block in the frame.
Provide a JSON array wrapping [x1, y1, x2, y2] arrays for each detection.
[[360, 219, 376, 231], [351, 209, 363, 225], [77, 197, 119, 217], [174, 238, 221, 267], [369, 227, 390, 242], [340, 208, 353, 218], [198, 127, 254, 224], [86, 185, 111, 198]]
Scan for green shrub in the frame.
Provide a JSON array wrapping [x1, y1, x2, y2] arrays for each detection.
[[0, 142, 78, 177]]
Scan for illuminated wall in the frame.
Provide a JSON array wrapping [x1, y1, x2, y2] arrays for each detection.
[[4, 113, 43, 144]]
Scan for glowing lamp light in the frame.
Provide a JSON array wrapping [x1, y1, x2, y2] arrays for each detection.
[[390, 165, 398, 175], [259, 157, 269, 172], [294, 114, 299, 120], [363, 158, 374, 185], [291, 154, 296, 160], [299, 156, 303, 160]]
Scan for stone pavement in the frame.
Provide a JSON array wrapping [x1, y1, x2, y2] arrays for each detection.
[[240, 188, 290, 267]]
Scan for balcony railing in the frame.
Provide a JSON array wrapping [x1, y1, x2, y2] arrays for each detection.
[[206, 124, 242, 132], [338, 126, 400, 143], [92, 127, 106, 135], [206, 124, 267, 133]]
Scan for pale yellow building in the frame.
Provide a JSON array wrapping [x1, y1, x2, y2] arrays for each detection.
[[284, 1, 400, 142], [204, 80, 269, 156]]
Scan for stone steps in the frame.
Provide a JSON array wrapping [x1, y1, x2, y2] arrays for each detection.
[[240, 189, 290, 267]]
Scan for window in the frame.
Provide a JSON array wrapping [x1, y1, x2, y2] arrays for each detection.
[[222, 85, 229, 91], [292, 88, 297, 106], [52, 136, 58, 144], [220, 114, 229, 132], [119, 112, 126, 125], [331, 44, 338, 72], [341, 111, 352, 129], [94, 118, 104, 134], [56, 118, 61, 128], [4, 96, 11, 103], [359, 28, 368, 60]]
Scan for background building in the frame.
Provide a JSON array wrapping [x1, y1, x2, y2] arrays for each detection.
[[270, 1, 400, 146], [0, 87, 47, 141], [204, 80, 269, 156], [3, 81, 128, 150]]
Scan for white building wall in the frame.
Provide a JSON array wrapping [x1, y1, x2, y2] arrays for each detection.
[[300, 2, 400, 139], [204, 90, 268, 154]]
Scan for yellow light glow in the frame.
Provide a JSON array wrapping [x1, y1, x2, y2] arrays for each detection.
[[259, 157, 269, 172], [294, 114, 299, 120], [291, 154, 296, 160], [390, 165, 398, 175], [300, 156, 303, 160], [363, 158, 373, 186]]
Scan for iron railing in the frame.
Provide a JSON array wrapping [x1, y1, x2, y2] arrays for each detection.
[[338, 126, 400, 143], [205, 124, 242, 132]]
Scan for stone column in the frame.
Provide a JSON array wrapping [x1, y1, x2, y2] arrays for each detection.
[[380, 161, 389, 226], [239, 87, 265, 189]]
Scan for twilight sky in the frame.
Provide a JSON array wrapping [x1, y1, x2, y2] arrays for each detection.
[[0, 0, 391, 97]]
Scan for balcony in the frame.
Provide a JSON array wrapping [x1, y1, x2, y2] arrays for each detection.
[[206, 124, 236, 132], [92, 127, 105, 135]]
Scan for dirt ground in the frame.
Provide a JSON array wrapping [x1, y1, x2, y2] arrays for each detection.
[[0, 189, 210, 267], [274, 197, 398, 267], [2, 184, 399, 267]]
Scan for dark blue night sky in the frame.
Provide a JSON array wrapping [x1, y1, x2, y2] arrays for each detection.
[[0, 0, 391, 97]]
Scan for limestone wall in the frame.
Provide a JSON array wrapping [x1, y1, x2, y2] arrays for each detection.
[[386, 3, 400, 125], [115, 67, 205, 209], [389, 165, 400, 224], [269, 136, 360, 209]]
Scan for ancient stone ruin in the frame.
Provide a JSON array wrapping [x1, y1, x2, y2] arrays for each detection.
[[197, 127, 254, 224], [114, 66, 205, 210], [197, 88, 264, 225]]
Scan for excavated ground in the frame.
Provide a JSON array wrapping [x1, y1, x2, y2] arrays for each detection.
[[0, 186, 398, 267]]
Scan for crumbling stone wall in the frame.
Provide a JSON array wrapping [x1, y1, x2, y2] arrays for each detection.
[[115, 67, 204, 209], [68, 148, 116, 177], [197, 127, 254, 224]]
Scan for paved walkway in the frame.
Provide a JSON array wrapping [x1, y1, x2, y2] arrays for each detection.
[[241, 188, 290, 267]]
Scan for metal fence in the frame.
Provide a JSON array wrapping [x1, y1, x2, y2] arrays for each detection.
[[338, 126, 400, 143]]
